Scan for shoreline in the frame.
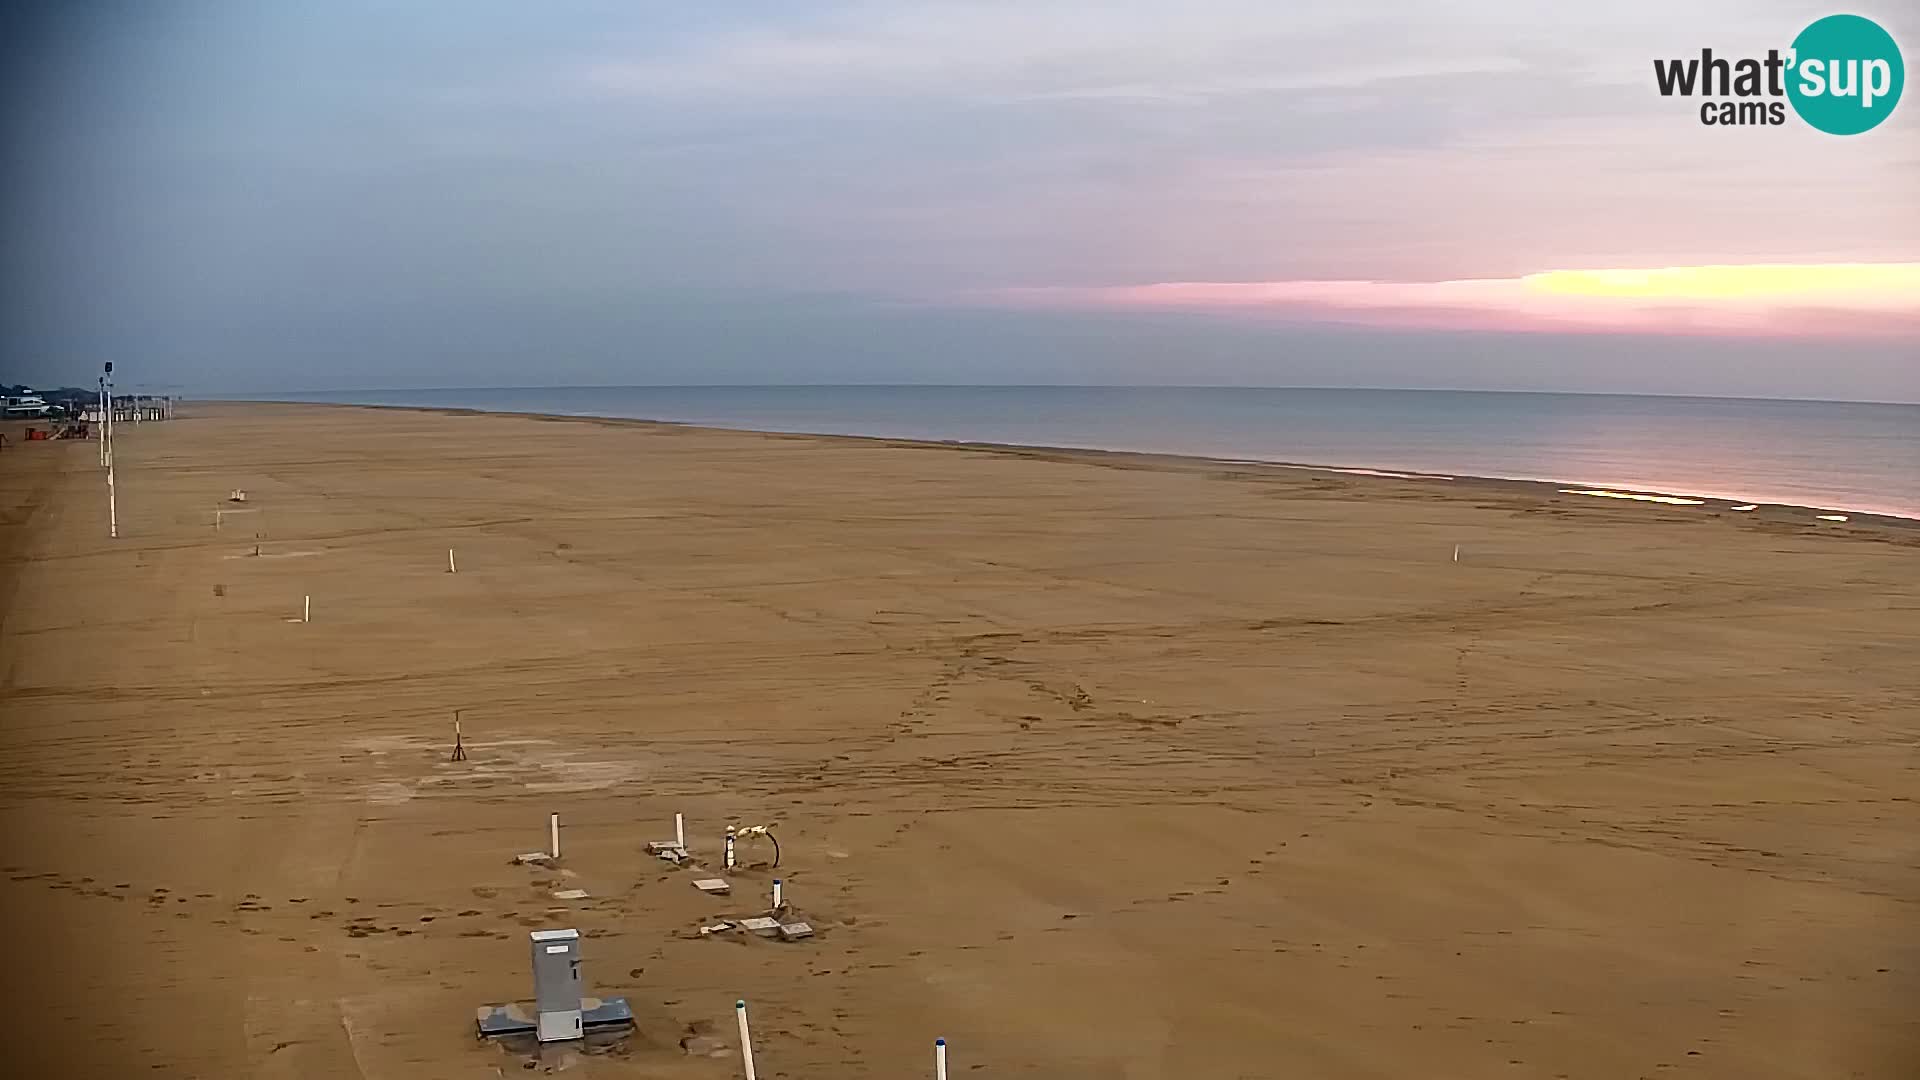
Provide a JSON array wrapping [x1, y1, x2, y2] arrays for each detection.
[[209, 398, 1920, 531]]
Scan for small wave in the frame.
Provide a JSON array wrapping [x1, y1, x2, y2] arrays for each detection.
[[1557, 488, 1706, 505]]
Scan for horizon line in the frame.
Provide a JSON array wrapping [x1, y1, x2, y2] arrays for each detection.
[[213, 384, 1920, 408]]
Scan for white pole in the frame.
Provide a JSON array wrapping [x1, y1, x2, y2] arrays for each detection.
[[1452, 544, 1460, 563], [772, 879, 782, 909], [447, 548, 457, 574], [724, 828, 736, 870], [303, 595, 310, 623], [104, 372, 118, 540], [97, 379, 107, 465], [735, 1000, 757, 1080], [675, 812, 685, 850], [550, 812, 560, 859], [936, 1038, 948, 1080]]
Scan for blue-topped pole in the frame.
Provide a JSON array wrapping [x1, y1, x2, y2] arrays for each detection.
[[736, 1000, 756, 1080]]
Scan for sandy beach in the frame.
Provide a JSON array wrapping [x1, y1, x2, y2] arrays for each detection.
[[1, 400, 1916, 1079]]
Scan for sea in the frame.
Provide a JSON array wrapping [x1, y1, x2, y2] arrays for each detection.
[[255, 387, 1920, 520]]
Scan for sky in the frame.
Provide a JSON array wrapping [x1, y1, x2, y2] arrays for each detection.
[[1, 0, 1916, 400]]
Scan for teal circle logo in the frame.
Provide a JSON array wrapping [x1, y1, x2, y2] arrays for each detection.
[[1786, 14, 1904, 134]]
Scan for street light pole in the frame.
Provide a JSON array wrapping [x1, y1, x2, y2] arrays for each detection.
[[104, 362, 118, 539]]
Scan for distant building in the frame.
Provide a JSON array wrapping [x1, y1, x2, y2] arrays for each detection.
[[3, 392, 54, 418]]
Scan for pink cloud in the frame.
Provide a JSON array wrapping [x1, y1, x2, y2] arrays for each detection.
[[982, 265, 1920, 339]]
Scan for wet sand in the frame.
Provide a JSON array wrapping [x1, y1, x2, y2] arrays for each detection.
[[1, 401, 1916, 1079]]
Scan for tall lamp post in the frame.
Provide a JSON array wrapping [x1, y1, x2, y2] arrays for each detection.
[[104, 362, 117, 539]]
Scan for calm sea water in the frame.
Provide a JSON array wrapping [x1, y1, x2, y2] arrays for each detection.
[[258, 387, 1920, 519]]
